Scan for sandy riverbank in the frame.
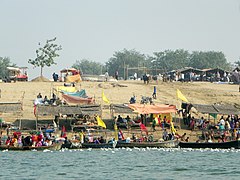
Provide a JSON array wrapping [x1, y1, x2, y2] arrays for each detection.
[[0, 80, 239, 141]]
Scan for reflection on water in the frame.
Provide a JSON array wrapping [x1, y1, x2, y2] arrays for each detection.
[[0, 148, 240, 180]]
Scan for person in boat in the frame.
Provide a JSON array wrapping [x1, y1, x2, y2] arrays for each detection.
[[11, 135, 18, 147], [225, 120, 231, 132], [207, 137, 213, 143], [162, 129, 169, 141], [118, 129, 124, 141], [175, 133, 187, 141], [17, 136, 23, 147], [64, 137, 72, 146], [132, 133, 136, 142], [218, 135, 226, 143], [99, 136, 105, 143], [6, 136, 11, 145], [31, 133, 38, 147], [185, 137, 189, 142], [125, 137, 131, 143], [22, 136, 31, 146], [94, 137, 100, 144]]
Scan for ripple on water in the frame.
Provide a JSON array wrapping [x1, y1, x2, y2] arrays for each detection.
[[56, 173, 67, 176], [173, 168, 188, 172], [1, 149, 240, 179]]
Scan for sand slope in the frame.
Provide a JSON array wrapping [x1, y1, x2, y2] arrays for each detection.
[[0, 80, 239, 122]]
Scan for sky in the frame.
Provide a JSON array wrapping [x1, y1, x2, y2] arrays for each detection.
[[0, 0, 240, 80]]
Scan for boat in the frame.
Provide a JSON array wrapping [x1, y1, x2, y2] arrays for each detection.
[[116, 140, 178, 148], [178, 140, 240, 149], [81, 142, 114, 149], [0, 143, 62, 151]]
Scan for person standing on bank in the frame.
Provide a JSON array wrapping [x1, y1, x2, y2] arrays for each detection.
[[152, 86, 157, 99]]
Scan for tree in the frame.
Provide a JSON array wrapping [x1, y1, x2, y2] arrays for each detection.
[[189, 51, 231, 70], [152, 49, 190, 72], [28, 37, 62, 77], [106, 49, 147, 79], [72, 59, 104, 75], [0, 57, 16, 79]]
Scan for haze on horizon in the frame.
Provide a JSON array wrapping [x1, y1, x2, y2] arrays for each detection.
[[0, 0, 240, 79]]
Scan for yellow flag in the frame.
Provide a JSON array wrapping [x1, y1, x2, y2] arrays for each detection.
[[176, 89, 189, 102], [102, 91, 110, 104], [170, 121, 176, 134], [114, 123, 118, 141], [96, 116, 106, 128]]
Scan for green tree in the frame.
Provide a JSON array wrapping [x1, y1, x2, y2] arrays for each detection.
[[28, 37, 62, 77], [0, 57, 16, 79], [106, 49, 146, 79], [189, 51, 230, 70], [152, 49, 190, 72], [72, 59, 104, 75]]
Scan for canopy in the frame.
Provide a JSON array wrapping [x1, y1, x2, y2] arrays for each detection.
[[36, 104, 101, 116], [7, 67, 20, 72], [192, 104, 240, 115], [127, 104, 177, 114], [62, 94, 94, 105]]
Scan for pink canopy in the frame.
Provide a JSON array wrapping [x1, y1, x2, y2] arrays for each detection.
[[127, 104, 177, 114]]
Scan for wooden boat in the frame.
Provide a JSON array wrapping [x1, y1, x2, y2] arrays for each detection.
[[81, 142, 114, 149], [179, 140, 240, 149], [70, 140, 178, 149], [116, 140, 178, 148], [0, 143, 62, 151]]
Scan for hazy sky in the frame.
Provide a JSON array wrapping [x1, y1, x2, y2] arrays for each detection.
[[0, 0, 240, 79]]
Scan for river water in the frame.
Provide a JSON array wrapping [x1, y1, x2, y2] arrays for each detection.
[[0, 148, 240, 180]]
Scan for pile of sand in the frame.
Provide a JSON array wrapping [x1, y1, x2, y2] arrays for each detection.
[[31, 76, 50, 82]]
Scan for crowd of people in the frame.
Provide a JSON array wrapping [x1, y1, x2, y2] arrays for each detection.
[[0, 128, 55, 148], [34, 92, 58, 105], [200, 115, 240, 143]]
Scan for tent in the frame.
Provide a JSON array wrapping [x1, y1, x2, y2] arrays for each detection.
[[62, 94, 94, 105]]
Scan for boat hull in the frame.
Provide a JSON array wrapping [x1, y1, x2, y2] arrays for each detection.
[[81, 143, 114, 149], [179, 140, 240, 149], [116, 140, 178, 148], [0, 143, 62, 151]]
